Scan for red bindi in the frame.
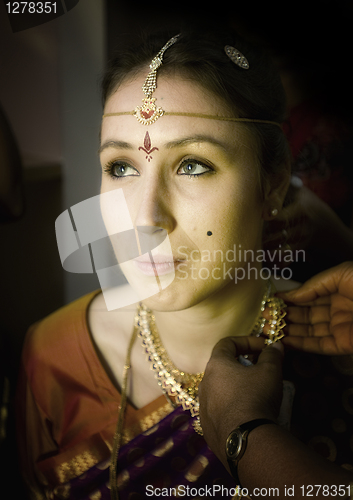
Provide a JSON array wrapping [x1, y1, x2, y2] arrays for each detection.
[[138, 131, 159, 162]]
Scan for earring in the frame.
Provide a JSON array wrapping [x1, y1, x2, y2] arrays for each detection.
[[271, 208, 278, 217]]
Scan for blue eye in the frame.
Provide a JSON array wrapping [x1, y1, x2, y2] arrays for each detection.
[[178, 159, 213, 177], [104, 161, 139, 179]]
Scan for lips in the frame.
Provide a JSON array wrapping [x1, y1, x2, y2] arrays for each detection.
[[134, 254, 185, 276]]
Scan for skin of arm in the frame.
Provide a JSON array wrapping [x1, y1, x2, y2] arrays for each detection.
[[198, 337, 353, 499]]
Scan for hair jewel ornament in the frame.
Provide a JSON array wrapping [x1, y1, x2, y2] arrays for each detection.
[[224, 45, 249, 69], [134, 34, 180, 125], [103, 35, 282, 128]]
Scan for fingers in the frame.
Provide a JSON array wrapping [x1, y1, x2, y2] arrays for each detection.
[[281, 296, 331, 308], [256, 341, 284, 372], [211, 336, 284, 373], [211, 336, 265, 360], [286, 304, 331, 325], [285, 322, 331, 338], [278, 262, 353, 304], [282, 336, 339, 355]]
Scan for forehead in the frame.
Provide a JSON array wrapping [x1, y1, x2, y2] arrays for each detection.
[[104, 71, 230, 115], [101, 73, 254, 147]]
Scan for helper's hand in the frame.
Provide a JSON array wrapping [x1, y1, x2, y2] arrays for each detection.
[[198, 337, 284, 464], [278, 262, 353, 355]]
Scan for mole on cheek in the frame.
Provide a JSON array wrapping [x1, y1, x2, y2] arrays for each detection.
[[207, 231, 213, 236]]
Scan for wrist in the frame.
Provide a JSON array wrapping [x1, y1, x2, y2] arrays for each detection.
[[221, 412, 277, 448], [225, 418, 277, 486]]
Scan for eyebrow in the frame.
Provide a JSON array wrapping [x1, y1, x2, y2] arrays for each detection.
[[98, 140, 133, 154], [164, 135, 229, 152], [98, 135, 231, 154]]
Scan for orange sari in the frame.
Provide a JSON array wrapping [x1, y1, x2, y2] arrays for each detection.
[[17, 293, 175, 497], [17, 293, 239, 499]]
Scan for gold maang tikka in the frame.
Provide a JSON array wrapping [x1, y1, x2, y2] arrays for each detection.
[[103, 35, 283, 129], [133, 34, 180, 125]]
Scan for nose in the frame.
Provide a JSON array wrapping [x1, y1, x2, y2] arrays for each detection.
[[133, 174, 175, 240]]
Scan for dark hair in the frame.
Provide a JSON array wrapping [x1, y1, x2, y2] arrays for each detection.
[[102, 27, 291, 194]]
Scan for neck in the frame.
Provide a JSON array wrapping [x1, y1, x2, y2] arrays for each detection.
[[152, 277, 267, 373]]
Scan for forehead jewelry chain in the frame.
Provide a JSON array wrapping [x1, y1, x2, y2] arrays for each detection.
[[103, 35, 283, 129], [134, 34, 180, 125]]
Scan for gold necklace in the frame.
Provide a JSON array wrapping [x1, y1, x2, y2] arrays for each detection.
[[136, 280, 287, 435], [137, 304, 202, 423], [148, 311, 204, 398], [110, 282, 286, 498], [251, 285, 287, 344]]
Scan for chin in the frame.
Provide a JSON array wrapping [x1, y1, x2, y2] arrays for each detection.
[[141, 289, 190, 312], [139, 279, 225, 312]]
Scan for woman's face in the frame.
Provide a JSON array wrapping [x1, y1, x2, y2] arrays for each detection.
[[100, 73, 267, 311]]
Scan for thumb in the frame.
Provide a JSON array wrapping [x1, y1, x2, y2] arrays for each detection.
[[211, 336, 265, 361], [256, 341, 284, 373]]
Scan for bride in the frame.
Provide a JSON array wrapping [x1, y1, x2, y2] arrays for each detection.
[[18, 27, 312, 500]]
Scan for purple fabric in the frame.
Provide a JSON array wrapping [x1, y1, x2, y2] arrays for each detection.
[[50, 406, 239, 499]]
